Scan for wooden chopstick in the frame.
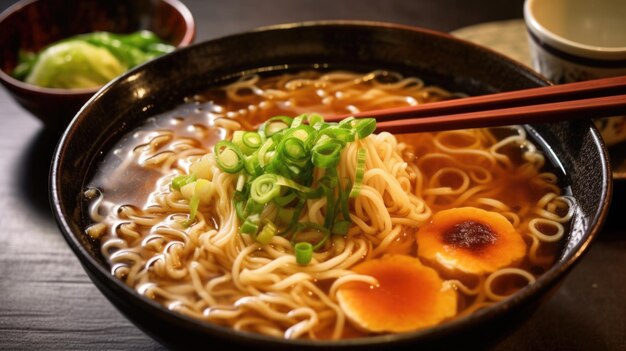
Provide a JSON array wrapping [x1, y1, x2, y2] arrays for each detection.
[[376, 94, 626, 133], [325, 76, 626, 133]]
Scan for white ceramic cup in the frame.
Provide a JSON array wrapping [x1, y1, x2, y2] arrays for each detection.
[[524, 0, 626, 145]]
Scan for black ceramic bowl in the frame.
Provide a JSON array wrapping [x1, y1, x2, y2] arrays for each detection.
[[50, 22, 612, 350]]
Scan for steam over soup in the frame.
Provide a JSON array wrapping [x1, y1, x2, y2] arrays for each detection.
[[84, 70, 574, 339]]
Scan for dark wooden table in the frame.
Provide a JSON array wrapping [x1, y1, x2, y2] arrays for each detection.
[[1, 0, 624, 350]]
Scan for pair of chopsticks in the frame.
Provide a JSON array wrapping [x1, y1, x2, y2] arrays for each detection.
[[325, 76, 626, 133]]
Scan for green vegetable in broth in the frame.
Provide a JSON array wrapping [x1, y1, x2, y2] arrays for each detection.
[[13, 30, 174, 89]]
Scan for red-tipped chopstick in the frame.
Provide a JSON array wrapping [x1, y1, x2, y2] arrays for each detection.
[[325, 76, 626, 133]]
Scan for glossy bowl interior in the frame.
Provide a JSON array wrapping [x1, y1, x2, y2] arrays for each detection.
[[51, 22, 612, 350], [0, 0, 195, 128]]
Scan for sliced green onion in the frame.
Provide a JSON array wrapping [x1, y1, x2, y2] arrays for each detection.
[[278, 199, 306, 237], [317, 126, 354, 143], [315, 133, 331, 146], [338, 116, 355, 127], [287, 125, 315, 143], [234, 191, 247, 221], [266, 156, 300, 179], [219, 149, 241, 171], [243, 132, 262, 149], [257, 139, 275, 168], [350, 148, 367, 198], [291, 222, 330, 248], [312, 232, 331, 251], [171, 174, 196, 191], [184, 181, 202, 226], [214, 140, 244, 173], [208, 114, 377, 264], [250, 174, 282, 204], [340, 180, 352, 221], [320, 172, 338, 229], [232, 131, 246, 152], [294, 242, 313, 265], [332, 220, 350, 235], [236, 174, 246, 192], [320, 170, 338, 188], [290, 115, 305, 128], [312, 139, 344, 168], [244, 154, 261, 176], [256, 221, 277, 245], [309, 114, 324, 129], [274, 190, 297, 207], [273, 175, 322, 198], [261, 116, 292, 137], [244, 198, 265, 216], [241, 214, 260, 235], [280, 137, 307, 163], [332, 127, 356, 143], [233, 131, 262, 155], [355, 118, 376, 139], [277, 207, 295, 226]]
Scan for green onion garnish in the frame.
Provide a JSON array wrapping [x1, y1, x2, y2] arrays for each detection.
[[250, 174, 282, 204], [185, 182, 201, 226], [294, 242, 313, 265], [274, 190, 297, 207], [234, 190, 248, 221], [243, 198, 265, 216], [214, 140, 244, 173], [257, 139, 275, 168], [243, 131, 262, 149], [232, 131, 263, 155], [171, 174, 196, 191], [356, 118, 377, 139], [312, 140, 344, 168], [207, 114, 377, 263], [256, 221, 278, 245], [340, 180, 352, 221], [261, 116, 293, 138], [277, 207, 296, 225], [332, 220, 351, 235], [308, 113, 324, 128], [241, 214, 260, 235], [281, 137, 307, 163], [350, 148, 367, 198]]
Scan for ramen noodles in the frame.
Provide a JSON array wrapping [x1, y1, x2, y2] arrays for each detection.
[[84, 70, 573, 339]]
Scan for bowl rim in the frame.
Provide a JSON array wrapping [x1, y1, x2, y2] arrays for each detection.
[[50, 20, 613, 348], [0, 0, 196, 96]]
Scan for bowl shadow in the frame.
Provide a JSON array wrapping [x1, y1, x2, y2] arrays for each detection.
[[16, 126, 63, 219]]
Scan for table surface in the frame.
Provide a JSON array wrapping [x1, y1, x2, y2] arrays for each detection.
[[1, 0, 624, 350]]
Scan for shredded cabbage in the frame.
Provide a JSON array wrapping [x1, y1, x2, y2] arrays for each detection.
[[25, 41, 126, 89], [15, 30, 174, 89]]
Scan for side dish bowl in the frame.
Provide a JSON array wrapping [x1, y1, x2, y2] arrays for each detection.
[[0, 0, 195, 128], [50, 21, 611, 350]]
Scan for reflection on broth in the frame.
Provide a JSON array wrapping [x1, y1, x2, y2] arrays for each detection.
[[84, 70, 574, 340]]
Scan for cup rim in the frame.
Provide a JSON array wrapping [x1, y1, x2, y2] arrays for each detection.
[[524, 0, 626, 60]]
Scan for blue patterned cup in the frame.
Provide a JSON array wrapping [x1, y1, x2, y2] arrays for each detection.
[[524, 0, 626, 145]]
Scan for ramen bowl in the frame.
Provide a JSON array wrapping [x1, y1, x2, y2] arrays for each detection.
[[50, 22, 611, 350], [0, 0, 195, 128]]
